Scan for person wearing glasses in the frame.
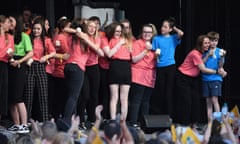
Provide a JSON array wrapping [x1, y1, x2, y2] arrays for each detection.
[[128, 23, 158, 128], [105, 22, 133, 120]]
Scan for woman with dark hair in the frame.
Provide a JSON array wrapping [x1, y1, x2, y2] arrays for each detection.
[[63, 18, 103, 119], [8, 15, 33, 133], [105, 22, 133, 120], [50, 16, 72, 120], [0, 14, 14, 126], [175, 35, 226, 125], [24, 16, 56, 122]]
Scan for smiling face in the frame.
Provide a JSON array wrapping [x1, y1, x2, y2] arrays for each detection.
[[33, 23, 43, 38], [0, 16, 11, 33], [87, 21, 97, 36], [114, 25, 122, 38], [202, 37, 210, 52], [142, 26, 153, 41]]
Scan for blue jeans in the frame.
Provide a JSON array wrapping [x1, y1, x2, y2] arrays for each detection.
[[128, 83, 153, 124], [63, 63, 84, 118]]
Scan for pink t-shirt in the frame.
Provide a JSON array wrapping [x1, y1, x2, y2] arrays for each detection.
[[52, 33, 70, 78], [98, 36, 110, 69], [131, 39, 156, 88], [178, 49, 203, 77], [109, 38, 131, 60], [0, 34, 14, 62], [32, 37, 56, 61], [66, 37, 90, 71], [86, 36, 101, 66]]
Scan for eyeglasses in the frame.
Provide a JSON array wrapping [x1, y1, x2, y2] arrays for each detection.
[[143, 31, 153, 34]]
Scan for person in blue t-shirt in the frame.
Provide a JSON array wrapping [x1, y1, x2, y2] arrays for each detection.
[[150, 16, 184, 117], [202, 31, 227, 122]]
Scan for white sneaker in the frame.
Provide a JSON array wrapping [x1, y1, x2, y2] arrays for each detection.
[[17, 125, 30, 134]]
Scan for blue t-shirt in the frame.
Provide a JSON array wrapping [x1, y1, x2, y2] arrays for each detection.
[[152, 34, 181, 67], [202, 47, 225, 81]]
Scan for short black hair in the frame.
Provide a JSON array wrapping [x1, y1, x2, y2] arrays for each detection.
[[104, 119, 121, 139]]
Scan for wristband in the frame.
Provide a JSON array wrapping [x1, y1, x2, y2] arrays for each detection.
[[92, 126, 98, 133], [60, 54, 63, 64], [144, 49, 149, 54]]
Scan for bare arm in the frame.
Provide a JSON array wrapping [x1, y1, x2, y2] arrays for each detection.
[[202, 48, 214, 63], [86, 105, 103, 144], [103, 38, 125, 58], [132, 42, 152, 63], [198, 63, 217, 74], [40, 51, 56, 63], [222, 114, 238, 144], [218, 49, 226, 68], [76, 32, 104, 57], [120, 114, 134, 144], [132, 49, 149, 63], [202, 121, 212, 144], [173, 26, 184, 38], [10, 50, 33, 67]]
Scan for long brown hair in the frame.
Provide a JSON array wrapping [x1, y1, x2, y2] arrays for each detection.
[[30, 16, 47, 54], [0, 15, 9, 46], [195, 35, 209, 53]]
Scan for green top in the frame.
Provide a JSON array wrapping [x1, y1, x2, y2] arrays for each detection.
[[14, 32, 33, 56]]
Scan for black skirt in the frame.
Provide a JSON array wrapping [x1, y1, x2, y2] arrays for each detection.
[[8, 56, 26, 103], [108, 59, 131, 85], [0, 61, 8, 115]]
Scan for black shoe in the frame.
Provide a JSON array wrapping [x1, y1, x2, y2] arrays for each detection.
[[8, 125, 21, 133], [130, 123, 141, 130]]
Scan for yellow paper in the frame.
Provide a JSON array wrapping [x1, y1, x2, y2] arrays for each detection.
[[231, 105, 240, 118], [181, 127, 200, 144], [171, 124, 177, 142]]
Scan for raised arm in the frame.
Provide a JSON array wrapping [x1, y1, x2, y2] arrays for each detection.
[[86, 105, 103, 144], [173, 26, 184, 38], [76, 31, 104, 57]]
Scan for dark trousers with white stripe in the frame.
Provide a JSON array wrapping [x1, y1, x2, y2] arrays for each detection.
[[24, 61, 49, 122]]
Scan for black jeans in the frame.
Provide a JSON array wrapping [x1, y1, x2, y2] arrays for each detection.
[[64, 63, 84, 118], [128, 83, 153, 124]]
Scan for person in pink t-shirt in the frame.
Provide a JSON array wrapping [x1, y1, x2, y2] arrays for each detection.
[[175, 35, 226, 125], [77, 19, 104, 126], [98, 33, 111, 120], [24, 16, 56, 122], [128, 23, 158, 128], [120, 19, 136, 42], [63, 18, 103, 119], [50, 16, 72, 120], [89, 16, 111, 121], [0, 15, 14, 123], [7, 15, 33, 133], [105, 22, 133, 120]]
